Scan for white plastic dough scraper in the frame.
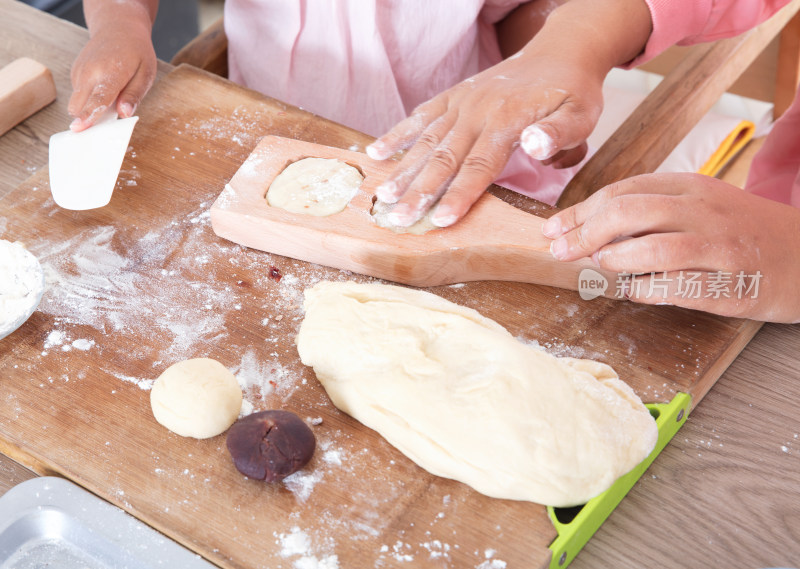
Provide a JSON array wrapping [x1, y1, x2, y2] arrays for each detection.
[[48, 109, 139, 210]]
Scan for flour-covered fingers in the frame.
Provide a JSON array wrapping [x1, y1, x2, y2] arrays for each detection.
[[366, 97, 446, 162], [67, 91, 92, 131], [373, 114, 456, 206], [520, 94, 601, 162], [69, 42, 153, 130], [385, 128, 478, 227], [429, 127, 520, 227], [68, 83, 116, 132]]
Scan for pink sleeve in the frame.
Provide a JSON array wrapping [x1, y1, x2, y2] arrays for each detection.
[[745, 96, 800, 206], [627, 0, 792, 67]]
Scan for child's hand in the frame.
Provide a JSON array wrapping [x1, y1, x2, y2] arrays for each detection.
[[543, 172, 800, 323], [365, 0, 652, 228], [68, 0, 158, 132]]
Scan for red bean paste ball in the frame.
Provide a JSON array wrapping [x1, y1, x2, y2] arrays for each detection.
[[226, 410, 316, 482]]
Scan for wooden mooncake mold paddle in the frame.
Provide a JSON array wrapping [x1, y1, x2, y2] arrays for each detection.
[[210, 135, 615, 295]]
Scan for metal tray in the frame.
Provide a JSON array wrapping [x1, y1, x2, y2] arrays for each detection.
[[0, 477, 216, 569]]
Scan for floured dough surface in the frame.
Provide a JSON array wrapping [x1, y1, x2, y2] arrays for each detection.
[[150, 358, 243, 439], [267, 157, 363, 216], [296, 281, 658, 507], [370, 199, 437, 235]]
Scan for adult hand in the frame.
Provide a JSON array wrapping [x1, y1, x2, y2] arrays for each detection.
[[366, 50, 601, 228], [68, 0, 158, 132], [543, 172, 800, 323], [364, 0, 652, 228]]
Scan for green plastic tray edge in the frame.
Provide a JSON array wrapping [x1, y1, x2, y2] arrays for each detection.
[[546, 391, 692, 568]]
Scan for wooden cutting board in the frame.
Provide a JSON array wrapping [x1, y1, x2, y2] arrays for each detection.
[[0, 65, 762, 569]]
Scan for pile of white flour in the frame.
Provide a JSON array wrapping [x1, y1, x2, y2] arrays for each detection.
[[0, 239, 45, 339]]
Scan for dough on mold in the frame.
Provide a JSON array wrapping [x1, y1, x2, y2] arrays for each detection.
[[295, 281, 658, 507], [267, 157, 363, 216], [150, 358, 243, 439], [370, 199, 437, 235]]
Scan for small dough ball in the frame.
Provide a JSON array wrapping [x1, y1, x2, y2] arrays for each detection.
[[226, 410, 316, 482], [150, 358, 243, 439], [267, 157, 363, 216]]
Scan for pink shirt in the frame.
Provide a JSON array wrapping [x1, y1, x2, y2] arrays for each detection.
[[225, 0, 522, 137], [636, 0, 799, 206], [224, 0, 578, 205], [225, 0, 800, 207]]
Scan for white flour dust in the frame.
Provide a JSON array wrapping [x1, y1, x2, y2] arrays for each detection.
[[234, 348, 279, 395], [41, 329, 96, 354], [24, 197, 346, 427], [114, 374, 155, 391], [280, 438, 350, 505], [230, 347, 309, 414], [35, 220, 227, 356], [172, 104, 275, 157], [276, 527, 339, 569], [0, 239, 46, 338], [283, 470, 323, 503], [322, 449, 342, 466], [36, 225, 145, 332]]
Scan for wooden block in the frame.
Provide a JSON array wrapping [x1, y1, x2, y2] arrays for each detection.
[[0, 57, 57, 137]]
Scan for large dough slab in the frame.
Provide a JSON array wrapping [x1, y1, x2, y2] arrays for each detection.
[[297, 281, 659, 507]]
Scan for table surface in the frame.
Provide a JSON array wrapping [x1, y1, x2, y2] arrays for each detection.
[[1, 2, 798, 568]]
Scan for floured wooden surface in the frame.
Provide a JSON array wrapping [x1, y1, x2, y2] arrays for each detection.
[[0, 66, 761, 569]]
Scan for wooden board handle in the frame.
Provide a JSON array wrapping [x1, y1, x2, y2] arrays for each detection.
[[0, 57, 57, 137]]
